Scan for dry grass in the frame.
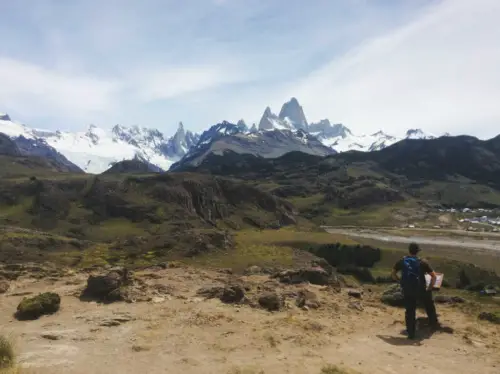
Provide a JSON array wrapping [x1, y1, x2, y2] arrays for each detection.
[[227, 367, 265, 374], [186, 228, 357, 271], [320, 365, 361, 374], [0, 335, 14, 370], [263, 333, 280, 348]]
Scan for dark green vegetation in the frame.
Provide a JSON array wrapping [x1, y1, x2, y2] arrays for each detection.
[[177, 135, 500, 226], [103, 159, 162, 174], [15, 292, 61, 320], [0, 166, 297, 266]]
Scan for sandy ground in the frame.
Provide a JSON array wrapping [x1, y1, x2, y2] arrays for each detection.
[[1, 267, 499, 374]]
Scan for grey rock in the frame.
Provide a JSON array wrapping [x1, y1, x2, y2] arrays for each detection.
[[381, 284, 405, 307], [0, 133, 21, 156], [296, 289, 320, 309], [196, 285, 225, 299], [434, 295, 465, 304], [348, 289, 363, 299], [274, 267, 331, 286], [220, 285, 244, 303], [258, 292, 283, 311]]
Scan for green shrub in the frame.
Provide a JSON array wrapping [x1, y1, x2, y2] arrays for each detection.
[[0, 335, 14, 369], [16, 292, 61, 320], [311, 243, 381, 268]]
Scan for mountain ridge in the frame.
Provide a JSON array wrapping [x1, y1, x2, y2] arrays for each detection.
[[1, 97, 443, 173]]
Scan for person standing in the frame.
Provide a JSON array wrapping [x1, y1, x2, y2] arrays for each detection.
[[391, 243, 440, 339]]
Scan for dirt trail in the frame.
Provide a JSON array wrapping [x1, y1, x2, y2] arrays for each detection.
[[324, 228, 500, 252], [1, 267, 499, 374]]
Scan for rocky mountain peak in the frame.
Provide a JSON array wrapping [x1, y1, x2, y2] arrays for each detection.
[[406, 129, 426, 138], [236, 119, 248, 132], [0, 132, 21, 156], [309, 120, 352, 139], [278, 97, 308, 131], [258, 107, 279, 131], [174, 122, 186, 138], [0, 113, 11, 121]]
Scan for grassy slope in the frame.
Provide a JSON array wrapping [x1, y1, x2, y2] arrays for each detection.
[[1, 158, 499, 293]]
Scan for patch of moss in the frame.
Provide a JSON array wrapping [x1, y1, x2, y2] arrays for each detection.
[[16, 292, 61, 320]]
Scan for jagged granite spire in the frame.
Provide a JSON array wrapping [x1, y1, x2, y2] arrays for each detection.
[[236, 119, 248, 132], [278, 97, 308, 131], [258, 107, 279, 130]]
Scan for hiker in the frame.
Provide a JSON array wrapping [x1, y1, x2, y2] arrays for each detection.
[[391, 243, 439, 339]]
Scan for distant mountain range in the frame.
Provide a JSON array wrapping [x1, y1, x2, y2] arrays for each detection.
[[0, 99, 438, 173]]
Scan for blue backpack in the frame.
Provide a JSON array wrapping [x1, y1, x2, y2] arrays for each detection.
[[401, 256, 420, 290]]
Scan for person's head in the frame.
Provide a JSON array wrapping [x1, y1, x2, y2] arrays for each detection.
[[408, 242, 421, 255]]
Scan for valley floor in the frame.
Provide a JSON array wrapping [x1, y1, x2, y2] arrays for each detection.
[[1, 266, 499, 374], [324, 227, 500, 252]]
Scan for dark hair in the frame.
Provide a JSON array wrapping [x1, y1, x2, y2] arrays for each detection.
[[408, 242, 420, 254]]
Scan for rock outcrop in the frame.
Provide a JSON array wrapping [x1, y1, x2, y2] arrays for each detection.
[[16, 292, 61, 320], [81, 268, 133, 302]]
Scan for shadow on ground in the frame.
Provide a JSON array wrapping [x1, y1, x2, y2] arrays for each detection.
[[377, 317, 454, 346]]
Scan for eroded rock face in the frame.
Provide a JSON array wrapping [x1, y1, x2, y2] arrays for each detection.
[[278, 98, 308, 131], [16, 292, 61, 320], [0, 133, 21, 156]]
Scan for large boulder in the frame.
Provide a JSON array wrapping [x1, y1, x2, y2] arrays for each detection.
[[258, 292, 283, 311], [220, 285, 245, 304], [81, 268, 132, 302], [381, 284, 405, 307], [16, 292, 61, 320], [273, 267, 332, 285]]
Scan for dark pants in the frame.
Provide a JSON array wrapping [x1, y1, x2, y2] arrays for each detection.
[[403, 287, 438, 338]]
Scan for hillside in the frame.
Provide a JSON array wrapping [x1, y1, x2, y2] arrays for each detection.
[[102, 159, 163, 174], [171, 122, 335, 170], [0, 171, 298, 265], [173, 135, 500, 226], [0, 134, 84, 177]]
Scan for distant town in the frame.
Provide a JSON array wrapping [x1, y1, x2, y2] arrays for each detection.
[[438, 207, 500, 231]]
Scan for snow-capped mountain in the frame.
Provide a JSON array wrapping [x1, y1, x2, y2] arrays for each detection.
[[1, 97, 438, 174], [171, 120, 335, 170], [0, 114, 199, 174], [257, 100, 434, 153]]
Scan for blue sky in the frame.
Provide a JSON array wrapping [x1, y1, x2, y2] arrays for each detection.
[[1, 0, 499, 138]]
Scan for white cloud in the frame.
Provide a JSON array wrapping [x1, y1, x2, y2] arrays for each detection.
[[133, 65, 248, 102], [291, 0, 500, 138], [0, 58, 117, 119]]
